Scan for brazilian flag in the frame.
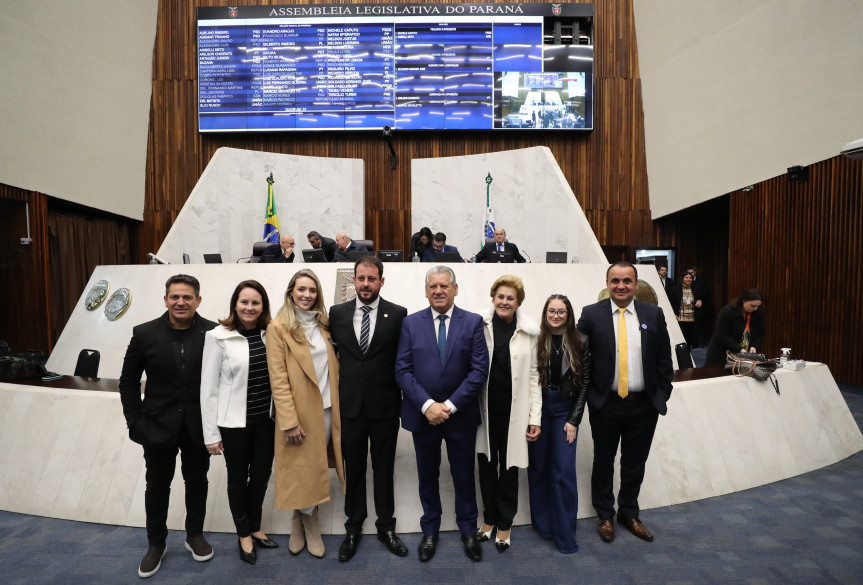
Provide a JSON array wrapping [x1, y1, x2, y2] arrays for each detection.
[[263, 172, 281, 244]]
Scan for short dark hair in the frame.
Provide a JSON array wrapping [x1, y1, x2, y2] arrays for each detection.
[[433, 232, 446, 243], [605, 261, 637, 280], [354, 254, 383, 278], [307, 230, 322, 240], [219, 280, 271, 331], [657, 264, 668, 271], [165, 274, 200, 297]]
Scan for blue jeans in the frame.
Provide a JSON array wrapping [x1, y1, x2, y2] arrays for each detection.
[[527, 389, 579, 553]]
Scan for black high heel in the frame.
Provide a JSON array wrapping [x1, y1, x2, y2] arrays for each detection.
[[238, 538, 257, 565], [251, 534, 279, 549]]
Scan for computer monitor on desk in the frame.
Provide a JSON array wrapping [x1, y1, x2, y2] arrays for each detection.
[[546, 252, 567, 263], [487, 251, 514, 263], [302, 249, 327, 263], [434, 252, 462, 262], [377, 250, 403, 262], [203, 253, 223, 264]]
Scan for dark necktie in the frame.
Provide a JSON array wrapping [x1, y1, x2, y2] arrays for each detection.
[[359, 305, 372, 354], [437, 314, 448, 362]]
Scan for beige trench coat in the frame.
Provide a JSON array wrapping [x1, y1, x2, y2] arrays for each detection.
[[266, 318, 345, 510]]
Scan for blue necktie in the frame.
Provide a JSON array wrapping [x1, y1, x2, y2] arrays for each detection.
[[437, 314, 448, 362], [359, 305, 372, 354]]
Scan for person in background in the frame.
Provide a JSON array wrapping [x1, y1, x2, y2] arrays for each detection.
[[333, 230, 369, 262], [266, 269, 345, 558], [528, 293, 589, 554], [668, 272, 697, 348], [261, 235, 295, 263], [705, 289, 765, 366], [307, 231, 338, 262], [473, 227, 526, 263], [685, 267, 707, 347], [577, 262, 673, 544], [475, 275, 541, 553], [201, 280, 278, 566], [409, 227, 434, 261], [421, 232, 464, 262], [656, 265, 673, 296], [119, 274, 217, 578]]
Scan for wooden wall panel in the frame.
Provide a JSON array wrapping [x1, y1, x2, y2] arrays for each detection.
[[727, 158, 863, 386], [140, 0, 654, 265], [0, 185, 52, 354]]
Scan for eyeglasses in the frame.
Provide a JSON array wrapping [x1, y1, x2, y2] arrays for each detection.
[[546, 309, 568, 317]]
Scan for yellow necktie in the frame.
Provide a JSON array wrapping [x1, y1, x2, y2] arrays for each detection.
[[617, 308, 628, 398]]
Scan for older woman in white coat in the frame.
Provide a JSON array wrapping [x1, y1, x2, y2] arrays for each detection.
[[475, 275, 541, 553], [201, 280, 278, 566]]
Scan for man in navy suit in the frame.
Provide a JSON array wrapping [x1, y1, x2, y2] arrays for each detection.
[[395, 266, 489, 562], [473, 227, 526, 263], [421, 232, 463, 262], [576, 261, 673, 544], [329, 256, 408, 561]]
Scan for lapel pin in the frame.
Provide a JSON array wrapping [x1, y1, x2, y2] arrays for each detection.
[[384, 313, 388, 318], [641, 324, 647, 330]]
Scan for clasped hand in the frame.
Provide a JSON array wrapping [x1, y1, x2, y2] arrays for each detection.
[[425, 402, 451, 425], [285, 424, 307, 446]]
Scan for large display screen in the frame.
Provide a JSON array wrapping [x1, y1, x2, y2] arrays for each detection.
[[197, 3, 593, 132]]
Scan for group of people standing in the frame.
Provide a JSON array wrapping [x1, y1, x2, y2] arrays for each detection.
[[119, 259, 675, 578]]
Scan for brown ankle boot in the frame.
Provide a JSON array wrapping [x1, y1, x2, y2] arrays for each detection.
[[289, 510, 305, 554], [301, 508, 325, 558]]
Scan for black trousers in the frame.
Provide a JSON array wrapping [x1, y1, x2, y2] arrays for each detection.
[[220, 417, 275, 537], [477, 452, 519, 531], [142, 421, 210, 546], [341, 415, 400, 534], [588, 392, 659, 521]]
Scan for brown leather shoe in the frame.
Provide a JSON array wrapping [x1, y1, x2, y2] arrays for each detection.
[[597, 519, 615, 542], [617, 516, 654, 542]]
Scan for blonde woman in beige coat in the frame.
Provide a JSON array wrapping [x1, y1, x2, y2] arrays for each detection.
[[475, 275, 542, 553], [266, 269, 344, 558]]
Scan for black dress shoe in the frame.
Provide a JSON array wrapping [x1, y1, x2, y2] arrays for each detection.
[[417, 534, 439, 562], [461, 534, 483, 561], [251, 535, 279, 549], [238, 539, 256, 565], [377, 530, 409, 557], [338, 533, 362, 562]]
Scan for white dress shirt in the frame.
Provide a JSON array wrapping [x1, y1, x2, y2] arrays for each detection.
[[352, 296, 380, 345]]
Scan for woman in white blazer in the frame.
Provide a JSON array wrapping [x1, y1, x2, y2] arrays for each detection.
[[201, 279, 278, 565], [475, 275, 542, 553]]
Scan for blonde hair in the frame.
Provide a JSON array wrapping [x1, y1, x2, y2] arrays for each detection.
[[277, 269, 329, 344], [489, 274, 525, 305]]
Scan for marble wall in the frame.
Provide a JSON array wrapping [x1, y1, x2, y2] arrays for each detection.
[[411, 146, 607, 264], [155, 147, 365, 264]]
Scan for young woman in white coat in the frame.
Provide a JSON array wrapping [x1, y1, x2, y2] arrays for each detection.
[[475, 275, 542, 552], [201, 280, 278, 565]]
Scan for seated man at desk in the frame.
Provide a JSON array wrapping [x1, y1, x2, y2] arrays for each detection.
[[422, 232, 464, 262], [472, 227, 526, 263], [261, 234, 295, 263], [333, 230, 369, 262]]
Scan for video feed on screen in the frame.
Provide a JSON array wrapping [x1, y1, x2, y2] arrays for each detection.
[[494, 71, 589, 129]]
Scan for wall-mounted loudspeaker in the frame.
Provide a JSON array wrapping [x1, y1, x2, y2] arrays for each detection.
[[787, 165, 808, 182]]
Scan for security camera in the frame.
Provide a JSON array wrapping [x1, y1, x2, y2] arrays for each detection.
[[383, 125, 392, 137]]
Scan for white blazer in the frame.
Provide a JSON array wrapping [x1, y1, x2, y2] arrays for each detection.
[[200, 324, 267, 445], [476, 307, 542, 469]]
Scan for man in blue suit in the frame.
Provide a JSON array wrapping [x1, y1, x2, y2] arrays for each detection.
[[576, 261, 673, 544], [395, 266, 489, 562], [421, 232, 463, 262]]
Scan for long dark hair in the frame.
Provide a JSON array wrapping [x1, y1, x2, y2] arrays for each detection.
[[219, 280, 271, 331], [537, 294, 584, 388], [416, 226, 434, 254]]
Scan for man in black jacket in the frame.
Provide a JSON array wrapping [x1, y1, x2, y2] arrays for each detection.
[[307, 230, 338, 262], [473, 227, 526, 263], [261, 234, 295, 263], [329, 256, 408, 561], [119, 274, 217, 578]]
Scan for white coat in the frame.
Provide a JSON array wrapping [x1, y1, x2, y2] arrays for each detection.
[[476, 307, 542, 469], [200, 324, 267, 445]]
